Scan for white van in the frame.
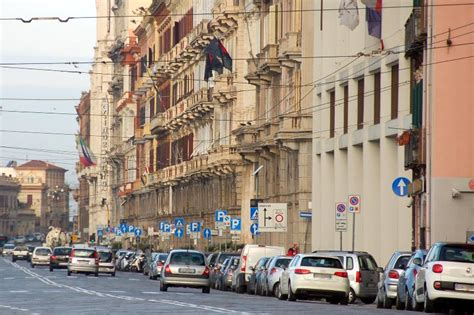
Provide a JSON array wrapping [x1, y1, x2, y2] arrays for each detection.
[[233, 244, 285, 293]]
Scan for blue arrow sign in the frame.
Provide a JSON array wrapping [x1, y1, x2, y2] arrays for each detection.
[[175, 228, 184, 238], [231, 218, 241, 231], [97, 229, 103, 237], [174, 218, 185, 228], [116, 229, 123, 236], [250, 207, 258, 221], [190, 222, 201, 232], [120, 224, 128, 233], [128, 225, 135, 233], [134, 228, 142, 237], [203, 228, 212, 240], [215, 210, 227, 222], [250, 223, 259, 236], [392, 177, 411, 197]]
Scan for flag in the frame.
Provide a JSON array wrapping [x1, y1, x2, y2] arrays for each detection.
[[362, 0, 382, 39], [204, 38, 232, 81], [76, 135, 96, 167], [338, 0, 359, 31]]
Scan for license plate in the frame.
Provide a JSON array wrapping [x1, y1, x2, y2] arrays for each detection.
[[179, 268, 196, 274], [367, 283, 376, 288], [313, 273, 331, 279], [78, 259, 90, 264], [455, 283, 474, 292]]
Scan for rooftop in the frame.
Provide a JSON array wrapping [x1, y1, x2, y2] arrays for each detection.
[[15, 160, 67, 172]]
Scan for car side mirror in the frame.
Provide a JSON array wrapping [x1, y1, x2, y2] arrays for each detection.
[[376, 267, 383, 273], [413, 258, 422, 266]]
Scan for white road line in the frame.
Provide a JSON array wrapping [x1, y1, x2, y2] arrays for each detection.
[[128, 278, 140, 281], [9, 290, 28, 293], [0, 305, 29, 312], [108, 290, 126, 293], [142, 292, 161, 295], [3, 277, 15, 280]]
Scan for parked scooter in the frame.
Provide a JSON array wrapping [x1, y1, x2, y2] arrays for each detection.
[[130, 253, 146, 272]]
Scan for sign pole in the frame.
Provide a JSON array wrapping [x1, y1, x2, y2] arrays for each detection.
[[352, 213, 356, 251], [340, 231, 343, 251]]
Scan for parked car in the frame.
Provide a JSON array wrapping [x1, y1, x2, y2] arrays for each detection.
[[149, 253, 169, 280], [12, 246, 29, 262], [215, 257, 231, 290], [160, 249, 211, 293], [2, 243, 15, 256], [210, 252, 239, 288], [114, 250, 128, 270], [68, 248, 99, 277], [26, 235, 35, 242], [233, 245, 285, 294], [98, 249, 116, 276], [314, 250, 381, 304], [14, 235, 26, 244], [413, 242, 474, 313], [278, 254, 350, 304], [30, 247, 52, 267], [26, 245, 36, 262], [143, 252, 159, 276], [376, 251, 412, 309], [248, 256, 271, 295], [260, 256, 292, 296], [0, 234, 8, 247], [395, 249, 428, 310], [207, 252, 218, 269], [49, 247, 72, 271], [217, 257, 240, 291]]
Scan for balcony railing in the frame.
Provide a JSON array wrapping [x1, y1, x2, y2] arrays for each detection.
[[150, 113, 165, 132], [405, 7, 426, 56]]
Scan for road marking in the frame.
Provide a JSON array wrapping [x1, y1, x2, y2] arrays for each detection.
[[109, 290, 126, 293], [128, 278, 140, 281], [3, 277, 15, 280], [142, 292, 161, 295], [0, 305, 29, 312], [9, 290, 28, 293]]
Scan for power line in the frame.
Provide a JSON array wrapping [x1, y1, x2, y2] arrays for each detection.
[[1, 3, 473, 22]]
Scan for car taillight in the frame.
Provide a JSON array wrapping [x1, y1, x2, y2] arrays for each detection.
[[68, 257, 72, 263], [334, 271, 348, 278], [388, 270, 399, 279], [294, 268, 311, 275], [51, 255, 57, 261], [157, 261, 163, 267], [270, 267, 277, 274], [70, 250, 75, 257], [241, 256, 247, 272], [203, 266, 210, 277], [413, 269, 418, 277], [356, 271, 362, 283], [432, 264, 443, 273], [165, 265, 171, 275], [433, 281, 442, 290]]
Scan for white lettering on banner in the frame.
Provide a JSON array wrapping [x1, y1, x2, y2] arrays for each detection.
[[100, 100, 109, 194]]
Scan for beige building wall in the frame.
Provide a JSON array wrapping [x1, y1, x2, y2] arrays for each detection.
[[311, 0, 414, 265]]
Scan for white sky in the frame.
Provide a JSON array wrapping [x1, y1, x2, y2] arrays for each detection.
[[0, 0, 97, 215]]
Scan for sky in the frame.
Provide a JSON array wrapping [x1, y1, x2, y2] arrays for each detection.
[[0, 0, 97, 217]]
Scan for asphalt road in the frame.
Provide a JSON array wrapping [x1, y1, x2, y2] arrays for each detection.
[[0, 257, 407, 315]]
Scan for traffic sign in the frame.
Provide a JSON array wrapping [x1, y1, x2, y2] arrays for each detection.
[[348, 195, 361, 213], [335, 202, 347, 220], [250, 223, 259, 236], [120, 224, 128, 234], [160, 221, 171, 233], [97, 229, 103, 237], [128, 225, 135, 233], [258, 203, 287, 232], [224, 215, 231, 227], [190, 222, 201, 232], [174, 218, 185, 228], [336, 220, 347, 232], [230, 218, 241, 234], [175, 228, 184, 239], [299, 211, 312, 218], [215, 221, 226, 230], [392, 177, 411, 197], [250, 207, 258, 221], [116, 229, 123, 236], [203, 228, 212, 240], [215, 210, 228, 222], [134, 228, 142, 237]]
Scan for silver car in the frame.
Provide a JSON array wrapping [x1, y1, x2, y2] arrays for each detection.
[[376, 251, 412, 309], [2, 243, 15, 256], [160, 249, 211, 293], [149, 253, 168, 280], [98, 249, 116, 276], [30, 247, 52, 267], [259, 256, 292, 296], [68, 248, 99, 277], [314, 250, 381, 304]]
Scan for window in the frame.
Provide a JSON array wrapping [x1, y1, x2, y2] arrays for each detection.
[[27, 194, 33, 206], [343, 85, 349, 134], [130, 66, 137, 91], [149, 97, 155, 118], [149, 149, 154, 173], [357, 79, 364, 129], [394, 255, 411, 269], [373, 72, 381, 124], [439, 245, 474, 263], [139, 106, 146, 126], [357, 255, 378, 271], [391, 64, 399, 119], [329, 90, 335, 138], [172, 83, 178, 106], [301, 257, 343, 268], [346, 257, 354, 270], [169, 252, 205, 266]]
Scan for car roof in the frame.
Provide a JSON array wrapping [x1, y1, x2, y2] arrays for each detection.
[[433, 242, 474, 247], [298, 253, 343, 259], [170, 249, 204, 254], [313, 250, 371, 255]]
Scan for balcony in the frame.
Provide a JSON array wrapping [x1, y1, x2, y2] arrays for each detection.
[[116, 91, 134, 112], [404, 128, 425, 169], [256, 44, 281, 82], [209, 0, 239, 34], [213, 73, 237, 104], [279, 32, 302, 68], [274, 114, 312, 150], [405, 7, 426, 57], [150, 113, 165, 133], [189, 20, 213, 50]]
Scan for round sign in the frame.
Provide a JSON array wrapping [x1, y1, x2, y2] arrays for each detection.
[[337, 204, 346, 212], [469, 179, 474, 191], [470, 234, 474, 242], [275, 214, 284, 223], [349, 196, 359, 206]]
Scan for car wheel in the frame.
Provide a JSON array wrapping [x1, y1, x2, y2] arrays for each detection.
[[340, 296, 349, 305], [202, 286, 211, 294], [412, 288, 423, 312], [361, 296, 377, 304], [94, 272, 99, 277], [405, 288, 413, 311], [382, 290, 393, 309], [50, 267, 53, 272], [423, 287, 435, 313], [31, 263, 34, 268], [111, 272, 116, 277], [395, 294, 405, 310], [159, 281, 168, 292], [12, 257, 16, 262], [288, 282, 297, 302], [274, 283, 284, 300], [67, 270, 72, 276], [348, 288, 356, 304], [328, 297, 339, 304], [376, 290, 384, 308]]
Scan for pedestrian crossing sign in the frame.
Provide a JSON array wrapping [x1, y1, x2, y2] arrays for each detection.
[[250, 207, 258, 221], [174, 217, 185, 228]]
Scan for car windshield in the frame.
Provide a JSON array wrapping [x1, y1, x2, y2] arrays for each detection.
[[15, 246, 28, 251], [301, 257, 343, 268], [394, 255, 411, 269], [99, 251, 113, 262], [358, 255, 378, 271], [218, 253, 236, 264], [74, 249, 96, 258], [4, 244, 14, 249], [35, 248, 51, 256], [158, 254, 168, 262], [440, 246, 474, 263], [170, 252, 205, 266], [275, 258, 291, 269], [53, 248, 72, 256]]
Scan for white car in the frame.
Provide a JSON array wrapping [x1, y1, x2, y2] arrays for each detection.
[[31, 247, 52, 267], [260, 256, 292, 296], [413, 242, 474, 313], [278, 254, 350, 304]]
